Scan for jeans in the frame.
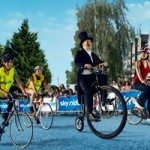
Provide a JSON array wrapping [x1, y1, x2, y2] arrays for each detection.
[[133, 83, 150, 110]]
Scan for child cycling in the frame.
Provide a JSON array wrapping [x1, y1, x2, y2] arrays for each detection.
[[0, 53, 26, 126], [25, 66, 52, 124]]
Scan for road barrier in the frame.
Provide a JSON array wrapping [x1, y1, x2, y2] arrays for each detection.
[[0, 90, 146, 112]]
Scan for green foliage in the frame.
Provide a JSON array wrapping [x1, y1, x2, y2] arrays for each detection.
[[2, 19, 52, 89], [0, 44, 3, 65], [66, 0, 135, 83]]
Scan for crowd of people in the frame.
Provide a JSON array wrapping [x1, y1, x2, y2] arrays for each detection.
[[111, 75, 132, 92]]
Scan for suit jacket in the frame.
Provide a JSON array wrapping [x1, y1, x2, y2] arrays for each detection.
[[74, 48, 104, 104], [74, 48, 104, 81]]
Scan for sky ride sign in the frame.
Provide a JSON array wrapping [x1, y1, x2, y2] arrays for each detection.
[[119, 90, 141, 110], [0, 100, 8, 112], [58, 95, 81, 111]]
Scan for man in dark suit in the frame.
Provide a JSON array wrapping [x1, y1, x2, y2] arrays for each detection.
[[74, 31, 108, 120]]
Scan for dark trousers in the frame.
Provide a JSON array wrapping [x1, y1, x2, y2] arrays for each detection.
[[1, 94, 14, 123], [79, 74, 107, 113], [133, 83, 150, 111]]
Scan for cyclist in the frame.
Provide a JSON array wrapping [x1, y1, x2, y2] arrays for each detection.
[[74, 31, 108, 121], [0, 53, 26, 126], [25, 66, 52, 124], [132, 46, 150, 119]]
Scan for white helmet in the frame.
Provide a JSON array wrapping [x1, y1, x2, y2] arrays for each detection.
[[34, 66, 43, 71]]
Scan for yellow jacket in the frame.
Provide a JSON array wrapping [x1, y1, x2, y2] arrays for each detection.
[[26, 73, 45, 91], [0, 67, 15, 98]]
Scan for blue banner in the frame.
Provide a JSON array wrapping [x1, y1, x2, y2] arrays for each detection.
[[0, 100, 8, 112], [18, 99, 57, 112], [121, 90, 141, 101], [18, 100, 30, 112], [58, 95, 81, 111], [120, 90, 144, 110]]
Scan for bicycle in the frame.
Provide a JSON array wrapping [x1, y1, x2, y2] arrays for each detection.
[[0, 93, 33, 148], [23, 92, 53, 130], [75, 65, 127, 139], [126, 95, 149, 125], [126, 77, 150, 125]]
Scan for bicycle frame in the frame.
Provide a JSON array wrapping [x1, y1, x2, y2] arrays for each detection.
[[91, 67, 108, 117], [0, 94, 27, 139]]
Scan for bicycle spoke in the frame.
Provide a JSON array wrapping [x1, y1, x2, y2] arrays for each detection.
[[40, 103, 53, 130], [87, 85, 127, 139], [9, 112, 33, 148]]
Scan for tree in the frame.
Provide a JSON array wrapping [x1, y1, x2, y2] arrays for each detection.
[[3, 19, 52, 89], [66, 0, 135, 83], [0, 44, 3, 66]]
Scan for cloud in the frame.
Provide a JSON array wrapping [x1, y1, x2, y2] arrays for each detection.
[[7, 19, 21, 27], [29, 9, 77, 84], [126, 2, 150, 33]]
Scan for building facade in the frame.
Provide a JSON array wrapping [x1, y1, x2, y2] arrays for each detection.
[[126, 32, 150, 75]]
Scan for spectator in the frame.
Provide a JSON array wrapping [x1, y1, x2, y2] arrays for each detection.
[[117, 77, 123, 91], [66, 84, 73, 95], [55, 88, 60, 99], [73, 85, 78, 95], [121, 81, 131, 91], [57, 77, 66, 96], [112, 80, 119, 90]]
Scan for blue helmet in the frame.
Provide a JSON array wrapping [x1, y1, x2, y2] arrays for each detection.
[[2, 54, 14, 62]]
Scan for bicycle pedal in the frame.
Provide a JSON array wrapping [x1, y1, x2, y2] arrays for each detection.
[[94, 118, 101, 122], [132, 109, 142, 118], [141, 109, 149, 119]]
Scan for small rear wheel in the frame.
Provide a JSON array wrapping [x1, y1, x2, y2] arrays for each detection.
[[75, 116, 84, 131]]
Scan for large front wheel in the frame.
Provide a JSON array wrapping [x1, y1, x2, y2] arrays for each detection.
[[9, 112, 33, 148], [87, 85, 127, 139]]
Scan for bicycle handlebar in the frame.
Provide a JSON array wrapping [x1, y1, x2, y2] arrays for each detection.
[[91, 65, 109, 74], [8, 93, 30, 101]]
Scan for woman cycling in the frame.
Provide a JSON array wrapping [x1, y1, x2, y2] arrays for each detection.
[[132, 46, 150, 120], [25, 66, 52, 124]]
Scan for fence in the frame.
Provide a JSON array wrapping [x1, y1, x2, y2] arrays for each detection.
[[0, 90, 145, 113]]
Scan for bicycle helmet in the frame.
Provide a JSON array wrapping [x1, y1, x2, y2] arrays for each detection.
[[140, 47, 149, 53], [2, 54, 14, 62], [34, 66, 43, 71]]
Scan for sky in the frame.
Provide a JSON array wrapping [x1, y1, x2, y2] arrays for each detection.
[[0, 0, 150, 86]]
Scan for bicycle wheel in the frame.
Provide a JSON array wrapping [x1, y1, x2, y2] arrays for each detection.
[[126, 97, 142, 125], [9, 112, 33, 148], [39, 102, 53, 130], [86, 85, 127, 139], [75, 116, 84, 131]]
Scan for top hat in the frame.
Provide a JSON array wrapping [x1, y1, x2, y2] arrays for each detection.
[[78, 31, 93, 48]]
